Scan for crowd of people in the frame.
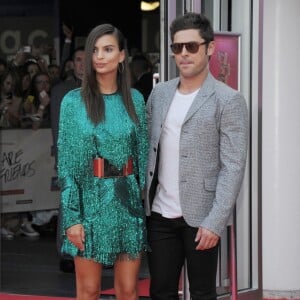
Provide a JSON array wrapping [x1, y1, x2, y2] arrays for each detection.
[[0, 24, 80, 240], [0, 26, 154, 132], [1, 13, 248, 300], [0, 23, 155, 241]]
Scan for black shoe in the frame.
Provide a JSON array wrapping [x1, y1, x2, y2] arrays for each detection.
[[59, 258, 75, 273], [32, 216, 57, 236]]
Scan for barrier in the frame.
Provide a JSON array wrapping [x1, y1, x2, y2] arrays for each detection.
[[0, 129, 60, 213]]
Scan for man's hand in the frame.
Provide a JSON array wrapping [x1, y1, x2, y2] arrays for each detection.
[[195, 227, 219, 250]]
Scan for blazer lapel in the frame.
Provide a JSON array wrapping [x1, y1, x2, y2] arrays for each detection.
[[160, 78, 179, 123], [184, 72, 215, 123]]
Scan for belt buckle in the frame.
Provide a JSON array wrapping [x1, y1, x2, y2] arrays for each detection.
[[104, 159, 123, 177]]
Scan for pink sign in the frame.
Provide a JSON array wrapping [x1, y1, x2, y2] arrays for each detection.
[[209, 33, 240, 90]]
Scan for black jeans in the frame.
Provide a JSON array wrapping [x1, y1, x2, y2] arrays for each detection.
[[147, 212, 219, 300]]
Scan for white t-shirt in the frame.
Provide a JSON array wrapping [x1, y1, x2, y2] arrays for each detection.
[[152, 88, 199, 218]]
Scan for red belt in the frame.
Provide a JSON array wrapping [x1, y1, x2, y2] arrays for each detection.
[[93, 157, 133, 178]]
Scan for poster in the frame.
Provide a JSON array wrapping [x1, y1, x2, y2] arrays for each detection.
[[0, 129, 60, 213], [209, 33, 240, 90]]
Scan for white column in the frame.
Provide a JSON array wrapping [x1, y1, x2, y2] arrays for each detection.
[[262, 0, 300, 298]]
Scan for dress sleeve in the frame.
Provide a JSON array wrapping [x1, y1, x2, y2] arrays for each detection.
[[133, 90, 149, 189], [57, 93, 82, 231]]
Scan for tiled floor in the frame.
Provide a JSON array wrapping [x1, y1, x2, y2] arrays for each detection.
[[0, 231, 150, 299]]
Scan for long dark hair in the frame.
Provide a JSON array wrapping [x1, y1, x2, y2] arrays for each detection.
[[81, 23, 138, 124]]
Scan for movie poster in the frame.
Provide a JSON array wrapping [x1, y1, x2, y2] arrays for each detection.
[[209, 33, 240, 90]]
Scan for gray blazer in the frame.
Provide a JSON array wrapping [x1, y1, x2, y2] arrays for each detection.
[[145, 72, 248, 236]]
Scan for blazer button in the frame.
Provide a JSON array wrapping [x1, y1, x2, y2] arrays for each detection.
[[150, 171, 153, 176], [153, 147, 156, 152]]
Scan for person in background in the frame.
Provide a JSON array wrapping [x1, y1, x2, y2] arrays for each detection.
[[48, 64, 61, 85], [0, 57, 7, 77], [9, 47, 31, 71], [23, 60, 41, 80], [57, 22, 76, 83], [22, 71, 51, 130], [145, 12, 249, 300], [51, 46, 85, 169], [57, 23, 148, 299], [20, 70, 56, 235], [60, 58, 74, 82], [1, 213, 21, 240], [130, 53, 153, 102], [61, 23, 74, 65], [13, 71, 52, 238], [19, 69, 31, 98], [0, 67, 23, 128], [0, 67, 24, 240], [0, 66, 42, 239], [50, 45, 85, 273]]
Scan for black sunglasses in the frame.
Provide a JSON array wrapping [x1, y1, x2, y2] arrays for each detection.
[[170, 41, 207, 54]]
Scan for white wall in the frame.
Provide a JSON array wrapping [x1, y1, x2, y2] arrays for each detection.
[[262, 0, 300, 297]]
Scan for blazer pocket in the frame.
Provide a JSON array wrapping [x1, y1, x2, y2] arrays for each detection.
[[204, 177, 217, 191]]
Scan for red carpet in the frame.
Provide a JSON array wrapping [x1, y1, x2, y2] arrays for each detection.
[[0, 295, 74, 300], [0, 279, 150, 299]]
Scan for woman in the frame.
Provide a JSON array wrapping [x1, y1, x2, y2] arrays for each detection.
[[57, 24, 148, 300], [23, 60, 40, 80], [22, 71, 51, 129], [0, 67, 23, 128]]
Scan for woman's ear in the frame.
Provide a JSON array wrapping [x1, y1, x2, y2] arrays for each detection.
[[119, 49, 125, 63]]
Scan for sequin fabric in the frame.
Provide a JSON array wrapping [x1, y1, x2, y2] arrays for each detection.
[[57, 88, 149, 265]]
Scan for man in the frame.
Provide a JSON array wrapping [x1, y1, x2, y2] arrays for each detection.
[[145, 13, 248, 300], [130, 53, 153, 102], [50, 46, 85, 272], [51, 46, 85, 170]]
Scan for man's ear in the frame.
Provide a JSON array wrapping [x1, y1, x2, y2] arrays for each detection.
[[207, 41, 215, 57]]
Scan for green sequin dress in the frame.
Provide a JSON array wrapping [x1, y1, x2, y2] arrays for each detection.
[[57, 88, 148, 265]]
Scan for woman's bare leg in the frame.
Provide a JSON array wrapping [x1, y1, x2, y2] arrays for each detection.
[[114, 255, 142, 300], [74, 256, 102, 300]]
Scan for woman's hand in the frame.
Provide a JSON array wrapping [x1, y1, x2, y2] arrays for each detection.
[[66, 224, 85, 251]]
